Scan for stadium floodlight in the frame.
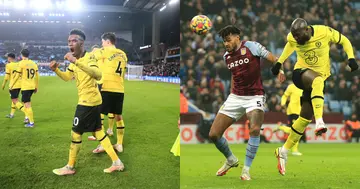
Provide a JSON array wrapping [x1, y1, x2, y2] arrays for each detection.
[[67, 0, 82, 11], [23, 20, 27, 22], [4, 0, 12, 7], [28, 20, 32, 22], [14, 0, 26, 9], [38, 12, 44, 16], [160, 5, 166, 11], [31, 0, 52, 10], [169, 0, 178, 5], [11, 20, 16, 22], [1, 20, 5, 22], [56, 1, 65, 9]]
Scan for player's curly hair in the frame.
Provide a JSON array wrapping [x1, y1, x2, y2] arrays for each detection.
[[101, 32, 116, 44], [218, 25, 241, 39], [69, 29, 86, 41]]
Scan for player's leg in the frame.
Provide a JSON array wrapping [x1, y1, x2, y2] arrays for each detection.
[[53, 130, 81, 176], [240, 108, 264, 180], [107, 113, 115, 136], [210, 113, 238, 176], [22, 90, 35, 127], [91, 105, 124, 173], [113, 114, 124, 152], [300, 70, 327, 135], [210, 94, 243, 176], [288, 114, 302, 155]]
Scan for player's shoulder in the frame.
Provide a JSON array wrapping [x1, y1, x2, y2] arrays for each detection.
[[243, 40, 266, 50], [312, 25, 330, 38], [286, 32, 296, 43]]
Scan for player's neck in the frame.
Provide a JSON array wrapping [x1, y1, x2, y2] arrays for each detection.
[[22, 58, 28, 60], [76, 50, 86, 59]]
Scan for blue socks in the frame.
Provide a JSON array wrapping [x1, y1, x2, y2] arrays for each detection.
[[244, 136, 260, 168], [213, 137, 233, 158]]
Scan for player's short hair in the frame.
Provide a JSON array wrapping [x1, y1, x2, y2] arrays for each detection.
[[218, 25, 241, 39], [69, 29, 86, 41], [20, 49, 30, 57], [290, 18, 308, 32], [101, 32, 116, 44], [6, 53, 15, 59]]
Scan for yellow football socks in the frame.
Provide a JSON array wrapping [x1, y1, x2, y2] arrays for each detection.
[[101, 114, 105, 131], [284, 117, 311, 150], [68, 131, 82, 167], [10, 102, 16, 115], [25, 107, 34, 123], [15, 102, 25, 113], [108, 114, 115, 131], [311, 77, 325, 120], [95, 130, 119, 161], [279, 125, 291, 133], [116, 120, 125, 145]]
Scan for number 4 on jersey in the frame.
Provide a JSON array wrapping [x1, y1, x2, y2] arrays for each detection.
[[116, 61, 122, 76]]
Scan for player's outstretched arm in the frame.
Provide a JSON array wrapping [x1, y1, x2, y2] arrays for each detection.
[[64, 52, 102, 81], [50, 61, 73, 81], [271, 42, 295, 75], [35, 69, 39, 92], [1, 66, 10, 90], [338, 34, 358, 72]]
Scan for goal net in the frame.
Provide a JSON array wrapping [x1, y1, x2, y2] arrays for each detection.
[[126, 65, 144, 81]]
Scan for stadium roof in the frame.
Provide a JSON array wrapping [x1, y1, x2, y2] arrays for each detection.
[[87, 0, 168, 12]]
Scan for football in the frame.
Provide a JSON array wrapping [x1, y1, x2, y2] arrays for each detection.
[[190, 15, 212, 35]]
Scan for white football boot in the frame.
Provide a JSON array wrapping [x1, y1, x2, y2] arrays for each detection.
[[216, 157, 239, 176], [275, 147, 287, 176]]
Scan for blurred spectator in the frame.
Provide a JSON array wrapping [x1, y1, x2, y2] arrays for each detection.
[[345, 113, 360, 143]]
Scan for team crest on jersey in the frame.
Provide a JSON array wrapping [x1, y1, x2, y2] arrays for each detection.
[[315, 41, 321, 48], [241, 48, 246, 55]]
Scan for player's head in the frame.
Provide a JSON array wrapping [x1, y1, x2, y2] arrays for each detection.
[[68, 29, 86, 57], [290, 18, 311, 45], [91, 44, 100, 52], [20, 49, 30, 59], [218, 25, 241, 52], [6, 53, 16, 62], [101, 32, 116, 47]]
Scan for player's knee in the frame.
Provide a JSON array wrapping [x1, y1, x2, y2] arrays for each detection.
[[208, 130, 221, 141], [115, 114, 122, 121], [94, 130, 107, 141], [71, 131, 82, 142], [311, 76, 324, 89], [249, 125, 261, 136]]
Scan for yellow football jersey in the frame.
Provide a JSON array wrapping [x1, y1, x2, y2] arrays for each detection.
[[281, 83, 303, 115], [57, 52, 102, 106], [279, 25, 342, 79], [5, 62, 21, 89], [16, 59, 38, 90], [93, 46, 127, 93]]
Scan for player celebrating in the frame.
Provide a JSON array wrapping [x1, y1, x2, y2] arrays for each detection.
[[210, 25, 285, 180], [91, 32, 127, 153], [273, 82, 303, 155], [50, 29, 124, 175], [87, 45, 116, 141], [2, 53, 26, 119], [272, 18, 359, 175], [11, 49, 39, 127]]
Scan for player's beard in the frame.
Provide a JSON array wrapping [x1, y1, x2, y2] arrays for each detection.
[[297, 35, 311, 45]]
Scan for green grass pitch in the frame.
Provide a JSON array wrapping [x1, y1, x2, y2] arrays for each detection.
[[0, 76, 179, 189], [181, 143, 360, 189]]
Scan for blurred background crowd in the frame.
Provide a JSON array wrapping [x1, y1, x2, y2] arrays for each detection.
[[180, 0, 360, 120]]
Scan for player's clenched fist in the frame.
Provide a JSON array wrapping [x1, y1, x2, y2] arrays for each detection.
[[64, 52, 76, 63], [49, 60, 59, 71]]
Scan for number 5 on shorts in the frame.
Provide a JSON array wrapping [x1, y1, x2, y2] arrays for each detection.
[[257, 101, 262, 107]]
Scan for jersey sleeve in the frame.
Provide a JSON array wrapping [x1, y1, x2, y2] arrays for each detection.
[[16, 61, 23, 73], [327, 26, 342, 44], [5, 64, 10, 75], [244, 41, 270, 59]]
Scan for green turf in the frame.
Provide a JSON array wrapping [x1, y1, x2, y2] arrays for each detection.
[[181, 143, 360, 189], [0, 76, 179, 189]]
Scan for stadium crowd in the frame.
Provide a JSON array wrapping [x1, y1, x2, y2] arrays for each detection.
[[180, 0, 360, 120]]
